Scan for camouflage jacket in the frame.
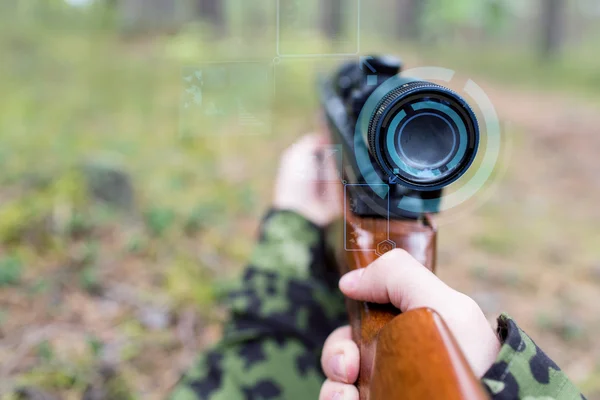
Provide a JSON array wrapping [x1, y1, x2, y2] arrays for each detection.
[[170, 210, 585, 400]]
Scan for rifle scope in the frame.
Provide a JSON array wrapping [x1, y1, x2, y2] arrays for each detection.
[[332, 55, 479, 191]]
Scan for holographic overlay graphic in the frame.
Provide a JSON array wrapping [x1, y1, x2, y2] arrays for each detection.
[[368, 83, 478, 190], [179, 62, 274, 138], [276, 0, 360, 58], [288, 143, 344, 212], [354, 67, 503, 215], [344, 184, 393, 251], [292, 144, 343, 182]]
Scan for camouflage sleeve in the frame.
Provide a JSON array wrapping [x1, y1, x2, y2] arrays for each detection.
[[482, 314, 586, 400], [169, 209, 347, 400]]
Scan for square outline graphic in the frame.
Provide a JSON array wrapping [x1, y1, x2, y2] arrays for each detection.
[[290, 144, 343, 182], [343, 183, 390, 251], [276, 0, 361, 58], [316, 144, 343, 182], [318, 144, 343, 181], [178, 61, 275, 138]]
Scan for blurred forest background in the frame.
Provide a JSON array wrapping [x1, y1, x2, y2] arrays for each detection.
[[1, 0, 599, 399]]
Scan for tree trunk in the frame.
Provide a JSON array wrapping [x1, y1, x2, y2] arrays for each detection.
[[321, 0, 343, 39], [118, 0, 182, 32], [396, 0, 425, 41], [197, 0, 226, 35], [540, 0, 565, 59]]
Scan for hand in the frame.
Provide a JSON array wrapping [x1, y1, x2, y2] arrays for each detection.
[[273, 134, 341, 226], [319, 249, 501, 400]]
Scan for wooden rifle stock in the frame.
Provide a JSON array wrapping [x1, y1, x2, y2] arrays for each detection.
[[340, 211, 489, 400]]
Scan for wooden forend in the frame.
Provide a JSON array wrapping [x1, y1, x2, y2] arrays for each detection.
[[370, 308, 489, 400], [341, 214, 488, 400]]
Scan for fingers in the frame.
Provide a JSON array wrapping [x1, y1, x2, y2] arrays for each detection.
[[284, 133, 325, 158], [319, 326, 359, 400], [319, 380, 359, 400], [279, 133, 326, 182], [339, 249, 453, 312], [315, 137, 340, 183], [273, 133, 342, 226], [321, 326, 359, 384], [337, 249, 503, 380]]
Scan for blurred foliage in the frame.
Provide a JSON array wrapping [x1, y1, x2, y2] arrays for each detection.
[[0, 256, 23, 287], [144, 208, 176, 238], [422, 0, 511, 36]]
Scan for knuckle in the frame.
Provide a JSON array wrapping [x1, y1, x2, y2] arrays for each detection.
[[320, 343, 331, 365], [321, 335, 349, 364], [320, 343, 332, 363], [458, 292, 480, 311], [318, 380, 332, 400], [454, 291, 485, 320], [332, 340, 355, 359], [386, 248, 410, 261], [333, 325, 351, 338], [388, 283, 405, 307], [373, 248, 412, 274]]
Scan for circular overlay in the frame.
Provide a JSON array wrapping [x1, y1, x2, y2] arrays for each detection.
[[372, 91, 477, 189], [354, 68, 502, 216]]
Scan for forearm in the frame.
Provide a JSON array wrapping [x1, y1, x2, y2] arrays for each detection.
[[225, 209, 346, 344], [482, 314, 586, 399], [170, 209, 347, 400]]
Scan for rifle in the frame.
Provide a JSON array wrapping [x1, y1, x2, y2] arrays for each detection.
[[320, 55, 489, 400]]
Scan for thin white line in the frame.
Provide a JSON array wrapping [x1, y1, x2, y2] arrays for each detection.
[[276, 0, 281, 56], [344, 183, 389, 251], [278, 52, 360, 59], [387, 189, 390, 240], [356, 0, 361, 53], [344, 184, 348, 250]]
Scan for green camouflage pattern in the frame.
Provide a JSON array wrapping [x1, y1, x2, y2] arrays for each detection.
[[169, 210, 346, 400], [482, 315, 586, 399], [170, 210, 584, 400]]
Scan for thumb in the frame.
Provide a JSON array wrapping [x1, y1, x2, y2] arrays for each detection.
[[338, 249, 454, 312], [339, 249, 501, 378]]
